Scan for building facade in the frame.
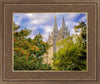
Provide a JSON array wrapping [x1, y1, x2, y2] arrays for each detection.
[[43, 16, 70, 65]]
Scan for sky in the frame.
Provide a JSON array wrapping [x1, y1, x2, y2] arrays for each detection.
[[13, 13, 87, 41]]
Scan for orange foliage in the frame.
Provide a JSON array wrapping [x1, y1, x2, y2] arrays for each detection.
[[27, 52, 29, 55], [36, 47, 39, 51], [23, 41, 25, 44], [27, 43, 29, 46], [14, 39, 17, 41], [33, 45, 37, 48], [46, 42, 48, 44], [25, 56, 28, 60], [21, 51, 24, 54], [32, 48, 34, 51], [35, 40, 37, 42], [20, 44, 23, 46]]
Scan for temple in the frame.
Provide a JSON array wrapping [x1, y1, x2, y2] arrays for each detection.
[[43, 16, 70, 65]]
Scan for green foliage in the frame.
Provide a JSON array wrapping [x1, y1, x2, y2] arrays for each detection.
[[74, 22, 87, 46], [14, 23, 52, 70], [14, 21, 87, 71], [52, 22, 87, 71]]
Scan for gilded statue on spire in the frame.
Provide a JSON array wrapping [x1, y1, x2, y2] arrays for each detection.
[[55, 16, 56, 19]]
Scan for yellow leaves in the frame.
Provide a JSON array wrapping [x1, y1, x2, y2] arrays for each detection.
[[32, 48, 34, 51], [31, 45, 40, 51], [36, 47, 39, 51], [33, 45, 37, 48], [31, 45, 39, 52]]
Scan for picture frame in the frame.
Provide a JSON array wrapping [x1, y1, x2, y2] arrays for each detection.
[[0, 0, 99, 84]]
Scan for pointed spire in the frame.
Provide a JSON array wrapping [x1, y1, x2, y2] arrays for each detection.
[[62, 16, 66, 29], [49, 32, 50, 38], [63, 16, 64, 22], [48, 32, 51, 42], [53, 16, 58, 33], [68, 29, 70, 35], [55, 15, 56, 19]]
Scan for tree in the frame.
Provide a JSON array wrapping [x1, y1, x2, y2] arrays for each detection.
[[74, 22, 87, 70], [74, 22, 87, 48], [52, 22, 87, 71], [14, 23, 51, 70]]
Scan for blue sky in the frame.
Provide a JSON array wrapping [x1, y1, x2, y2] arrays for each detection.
[[13, 13, 87, 41]]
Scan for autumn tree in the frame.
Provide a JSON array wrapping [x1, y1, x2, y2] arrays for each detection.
[[14, 23, 51, 70]]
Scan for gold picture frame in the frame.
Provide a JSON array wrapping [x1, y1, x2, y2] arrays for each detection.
[[0, 0, 99, 84]]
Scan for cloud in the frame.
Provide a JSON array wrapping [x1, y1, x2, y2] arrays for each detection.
[[65, 13, 80, 21], [39, 25, 53, 41], [13, 13, 87, 42], [26, 24, 53, 41], [79, 14, 87, 22], [13, 14, 23, 25], [24, 14, 52, 25], [65, 21, 79, 35]]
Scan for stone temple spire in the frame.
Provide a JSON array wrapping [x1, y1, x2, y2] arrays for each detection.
[[62, 16, 66, 31], [49, 32, 50, 37], [61, 16, 69, 39], [53, 16, 58, 52], [48, 32, 51, 43], [48, 32, 50, 39], [53, 16, 58, 34]]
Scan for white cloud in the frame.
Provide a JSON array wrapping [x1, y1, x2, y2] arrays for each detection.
[[26, 25, 53, 42], [31, 18, 48, 25], [65, 13, 80, 21], [71, 29, 76, 35], [13, 14, 23, 25], [25, 14, 33, 18], [13, 13, 86, 42], [79, 14, 87, 22], [70, 28, 80, 36], [65, 21, 79, 35], [28, 26, 37, 31], [40, 25, 53, 41], [26, 26, 38, 39], [27, 21, 80, 41], [24, 14, 53, 25]]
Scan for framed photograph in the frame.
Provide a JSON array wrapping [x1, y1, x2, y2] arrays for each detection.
[[13, 13, 87, 71], [0, 0, 99, 84]]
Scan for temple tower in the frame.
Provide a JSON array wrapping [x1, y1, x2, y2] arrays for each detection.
[[43, 16, 70, 65], [53, 16, 58, 52], [61, 17, 69, 39]]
